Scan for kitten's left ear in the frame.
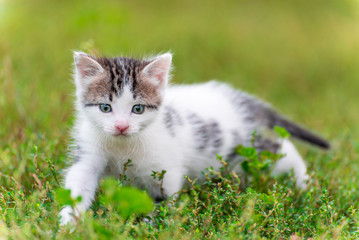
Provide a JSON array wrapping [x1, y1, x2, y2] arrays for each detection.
[[141, 53, 172, 87]]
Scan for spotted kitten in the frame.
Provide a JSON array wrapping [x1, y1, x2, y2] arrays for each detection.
[[59, 52, 330, 225]]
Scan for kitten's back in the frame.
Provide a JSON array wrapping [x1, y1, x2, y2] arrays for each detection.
[[166, 81, 330, 149]]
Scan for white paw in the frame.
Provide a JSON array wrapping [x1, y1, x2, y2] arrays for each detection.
[[59, 206, 77, 226], [296, 174, 311, 190]]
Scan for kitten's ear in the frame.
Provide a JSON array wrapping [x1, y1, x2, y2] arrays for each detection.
[[73, 52, 104, 83], [141, 53, 172, 87]]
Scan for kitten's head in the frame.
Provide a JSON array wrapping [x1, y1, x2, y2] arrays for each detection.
[[73, 52, 172, 137]]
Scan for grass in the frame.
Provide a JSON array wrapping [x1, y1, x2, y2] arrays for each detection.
[[0, 0, 359, 238]]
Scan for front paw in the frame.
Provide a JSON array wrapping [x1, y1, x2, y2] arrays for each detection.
[[59, 206, 77, 226]]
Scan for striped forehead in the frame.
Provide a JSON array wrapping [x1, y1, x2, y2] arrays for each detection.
[[98, 57, 147, 97], [82, 56, 162, 108]]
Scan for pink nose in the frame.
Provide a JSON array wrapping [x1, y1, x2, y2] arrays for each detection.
[[115, 124, 129, 132]]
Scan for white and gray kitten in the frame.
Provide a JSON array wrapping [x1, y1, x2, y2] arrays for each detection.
[[59, 52, 330, 225]]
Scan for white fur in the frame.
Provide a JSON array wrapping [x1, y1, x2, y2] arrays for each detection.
[[272, 139, 310, 189], [59, 54, 309, 225]]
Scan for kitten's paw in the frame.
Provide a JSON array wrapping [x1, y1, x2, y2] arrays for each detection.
[[296, 174, 311, 190], [59, 206, 77, 226]]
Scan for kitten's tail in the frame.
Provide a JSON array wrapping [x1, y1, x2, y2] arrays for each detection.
[[239, 93, 330, 149], [265, 109, 330, 149]]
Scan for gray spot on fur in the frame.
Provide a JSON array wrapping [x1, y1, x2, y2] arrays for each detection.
[[226, 151, 240, 164], [227, 86, 330, 149], [209, 121, 222, 152], [226, 88, 271, 126], [187, 113, 223, 154], [163, 106, 183, 137], [73, 155, 80, 164], [231, 130, 242, 146], [254, 135, 280, 153], [72, 145, 83, 164]]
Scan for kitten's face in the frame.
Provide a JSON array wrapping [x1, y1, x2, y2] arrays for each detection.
[[74, 52, 172, 137]]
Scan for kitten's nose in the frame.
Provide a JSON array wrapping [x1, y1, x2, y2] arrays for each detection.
[[115, 124, 129, 132]]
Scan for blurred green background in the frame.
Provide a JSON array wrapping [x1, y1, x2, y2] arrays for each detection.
[[1, 0, 358, 149]]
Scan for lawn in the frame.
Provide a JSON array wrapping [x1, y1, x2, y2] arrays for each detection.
[[0, 0, 359, 238]]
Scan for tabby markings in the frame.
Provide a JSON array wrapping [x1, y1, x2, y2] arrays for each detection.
[[187, 113, 223, 154], [163, 106, 183, 137]]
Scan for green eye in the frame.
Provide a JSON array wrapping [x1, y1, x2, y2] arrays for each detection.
[[132, 104, 145, 114], [99, 104, 112, 113]]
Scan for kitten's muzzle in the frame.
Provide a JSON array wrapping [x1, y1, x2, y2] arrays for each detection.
[[113, 124, 129, 136]]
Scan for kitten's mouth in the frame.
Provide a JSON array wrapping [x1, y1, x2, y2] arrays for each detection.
[[112, 132, 129, 137]]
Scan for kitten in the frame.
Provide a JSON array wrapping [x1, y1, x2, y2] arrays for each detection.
[[59, 52, 330, 225]]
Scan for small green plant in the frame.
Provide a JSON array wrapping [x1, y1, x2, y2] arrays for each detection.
[[236, 127, 289, 190], [274, 126, 291, 139], [99, 178, 154, 219], [55, 188, 82, 208], [151, 170, 167, 198], [55, 177, 154, 222], [119, 159, 133, 184]]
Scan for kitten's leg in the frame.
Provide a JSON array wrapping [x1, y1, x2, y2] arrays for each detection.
[[162, 169, 185, 198], [59, 153, 107, 225], [149, 169, 184, 202], [271, 139, 309, 189], [144, 169, 184, 225]]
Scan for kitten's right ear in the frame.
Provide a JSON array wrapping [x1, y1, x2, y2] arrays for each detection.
[[73, 52, 104, 82]]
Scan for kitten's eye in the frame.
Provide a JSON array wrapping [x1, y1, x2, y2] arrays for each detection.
[[132, 104, 145, 114], [99, 104, 112, 113]]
